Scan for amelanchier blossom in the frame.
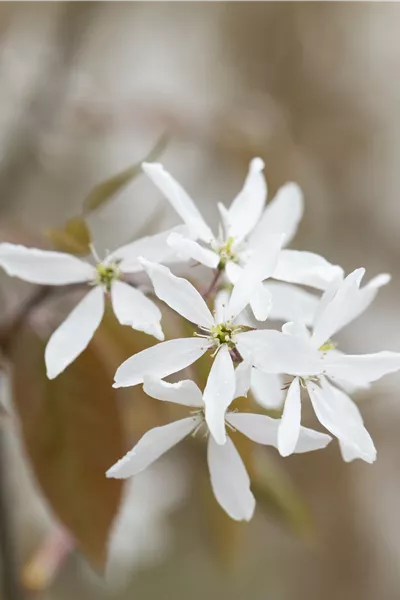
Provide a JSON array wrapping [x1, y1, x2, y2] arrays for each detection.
[[142, 158, 343, 322], [0, 228, 185, 379], [113, 250, 313, 444], [238, 269, 400, 463], [107, 376, 332, 521]]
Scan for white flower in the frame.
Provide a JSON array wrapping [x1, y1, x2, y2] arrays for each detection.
[[142, 158, 343, 322], [240, 269, 400, 463], [0, 228, 183, 379], [106, 376, 332, 522], [114, 257, 314, 444]]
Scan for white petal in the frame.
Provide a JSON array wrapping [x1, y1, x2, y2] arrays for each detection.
[[264, 281, 319, 325], [226, 412, 331, 454], [106, 416, 200, 478], [227, 234, 284, 320], [143, 375, 203, 407], [273, 250, 344, 291], [325, 351, 400, 387], [249, 283, 273, 322], [207, 435, 255, 521], [282, 321, 311, 341], [109, 225, 189, 273], [307, 378, 376, 463], [140, 260, 214, 329], [234, 359, 252, 398], [277, 377, 301, 457], [167, 232, 220, 268], [0, 243, 95, 285], [142, 162, 214, 243], [311, 268, 365, 349], [114, 337, 210, 388], [237, 330, 323, 376], [224, 260, 242, 284], [343, 272, 391, 326], [214, 288, 231, 324], [203, 345, 235, 445], [111, 280, 164, 341], [226, 412, 280, 445], [248, 182, 303, 249], [293, 427, 332, 453], [227, 157, 267, 243], [45, 287, 104, 379], [250, 369, 285, 409], [339, 439, 370, 463], [313, 271, 391, 347]]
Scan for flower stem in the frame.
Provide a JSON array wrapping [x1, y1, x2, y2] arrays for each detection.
[[202, 269, 222, 300]]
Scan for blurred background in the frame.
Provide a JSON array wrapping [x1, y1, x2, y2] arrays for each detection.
[[1, 2, 400, 599]]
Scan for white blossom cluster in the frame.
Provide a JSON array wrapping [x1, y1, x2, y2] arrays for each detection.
[[1, 158, 399, 521]]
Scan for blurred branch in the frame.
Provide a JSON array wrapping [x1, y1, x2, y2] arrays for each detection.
[[0, 286, 51, 355], [0, 428, 23, 600]]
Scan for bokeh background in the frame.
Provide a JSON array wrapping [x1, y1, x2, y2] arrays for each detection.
[[1, 2, 400, 600]]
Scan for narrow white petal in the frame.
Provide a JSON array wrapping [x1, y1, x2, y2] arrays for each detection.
[[114, 337, 210, 388], [325, 351, 400, 387], [226, 412, 331, 454], [106, 416, 200, 478], [282, 321, 311, 341], [109, 225, 189, 273], [265, 281, 319, 326], [140, 260, 214, 329], [307, 378, 376, 463], [227, 234, 284, 320], [277, 377, 301, 457], [111, 280, 164, 341], [224, 260, 242, 284], [250, 369, 284, 409], [313, 271, 391, 346], [234, 359, 252, 398], [273, 250, 344, 291], [143, 375, 204, 407], [207, 435, 255, 521], [339, 438, 372, 463], [0, 243, 95, 285], [203, 345, 235, 445], [142, 162, 214, 243], [226, 412, 280, 445], [248, 182, 303, 249], [45, 287, 104, 379], [311, 268, 365, 349], [293, 427, 332, 453], [237, 330, 323, 376], [249, 283, 273, 322], [167, 232, 220, 268], [227, 157, 267, 242], [214, 288, 231, 324]]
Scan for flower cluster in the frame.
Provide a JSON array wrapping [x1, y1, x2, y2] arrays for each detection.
[[1, 158, 399, 521]]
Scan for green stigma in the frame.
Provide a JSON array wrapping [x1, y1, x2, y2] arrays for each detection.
[[217, 236, 238, 269], [318, 340, 336, 352], [95, 262, 120, 292]]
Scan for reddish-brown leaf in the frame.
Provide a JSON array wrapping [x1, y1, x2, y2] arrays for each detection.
[[11, 325, 124, 571]]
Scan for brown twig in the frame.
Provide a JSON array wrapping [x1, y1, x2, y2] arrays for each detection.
[[202, 268, 223, 300], [0, 286, 52, 355]]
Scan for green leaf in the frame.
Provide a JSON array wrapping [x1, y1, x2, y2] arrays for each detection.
[[11, 324, 124, 571], [46, 217, 91, 256], [82, 132, 169, 215]]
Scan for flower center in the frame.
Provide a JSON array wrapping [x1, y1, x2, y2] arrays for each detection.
[[209, 322, 238, 348], [215, 236, 238, 269], [95, 261, 121, 292]]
